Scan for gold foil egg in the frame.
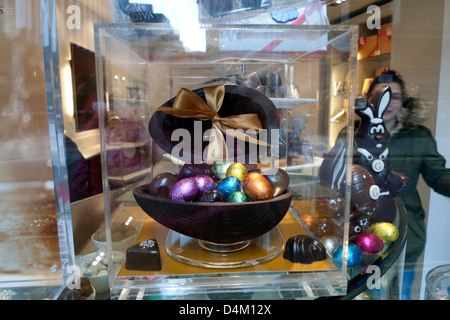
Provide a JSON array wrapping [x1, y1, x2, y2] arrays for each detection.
[[226, 163, 248, 181], [242, 172, 273, 201], [369, 222, 399, 243]]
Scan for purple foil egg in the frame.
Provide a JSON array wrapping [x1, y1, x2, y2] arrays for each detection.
[[194, 175, 216, 195], [169, 177, 199, 202], [354, 233, 384, 254]]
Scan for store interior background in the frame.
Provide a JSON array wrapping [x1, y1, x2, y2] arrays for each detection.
[[0, 0, 449, 299]]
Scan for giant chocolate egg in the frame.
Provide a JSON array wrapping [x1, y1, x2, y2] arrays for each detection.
[[169, 177, 198, 202], [216, 176, 241, 200], [226, 163, 248, 182], [148, 172, 178, 198], [242, 172, 273, 201], [262, 168, 290, 197]]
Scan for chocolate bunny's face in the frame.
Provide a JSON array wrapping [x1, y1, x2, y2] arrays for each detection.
[[354, 85, 392, 152]]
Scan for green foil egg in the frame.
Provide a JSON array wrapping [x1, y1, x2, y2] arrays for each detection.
[[369, 222, 399, 243], [212, 161, 233, 180], [226, 191, 249, 203]]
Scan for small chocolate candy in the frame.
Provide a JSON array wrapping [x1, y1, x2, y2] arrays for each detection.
[[125, 239, 162, 271], [283, 234, 327, 264]]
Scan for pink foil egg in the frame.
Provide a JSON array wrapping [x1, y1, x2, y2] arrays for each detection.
[[354, 233, 384, 255], [169, 177, 198, 202]]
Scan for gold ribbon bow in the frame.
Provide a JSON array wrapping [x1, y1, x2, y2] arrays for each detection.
[[155, 85, 269, 163]]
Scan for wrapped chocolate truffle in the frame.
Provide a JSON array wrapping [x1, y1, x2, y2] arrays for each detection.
[[283, 234, 327, 264]]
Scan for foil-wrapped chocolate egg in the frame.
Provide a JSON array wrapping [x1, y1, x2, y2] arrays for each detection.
[[300, 214, 316, 229], [212, 161, 233, 180], [148, 172, 178, 198], [199, 189, 224, 202], [168, 177, 198, 202], [226, 191, 249, 203], [242, 172, 273, 201], [194, 175, 216, 195], [320, 235, 343, 255], [333, 243, 363, 268], [353, 233, 384, 254], [369, 222, 399, 243], [216, 176, 241, 200], [226, 163, 248, 181], [261, 168, 290, 197]]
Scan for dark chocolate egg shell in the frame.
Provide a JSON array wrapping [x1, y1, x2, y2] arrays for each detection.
[[148, 85, 277, 164], [133, 185, 293, 244]]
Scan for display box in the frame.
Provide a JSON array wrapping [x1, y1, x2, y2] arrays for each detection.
[[95, 23, 358, 299]]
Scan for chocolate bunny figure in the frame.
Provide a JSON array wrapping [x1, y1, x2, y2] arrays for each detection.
[[353, 85, 409, 198]]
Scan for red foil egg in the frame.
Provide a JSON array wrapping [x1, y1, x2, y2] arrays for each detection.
[[353, 232, 384, 254], [242, 172, 273, 201]]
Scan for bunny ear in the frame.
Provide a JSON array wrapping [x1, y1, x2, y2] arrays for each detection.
[[360, 106, 375, 120], [377, 86, 391, 118]]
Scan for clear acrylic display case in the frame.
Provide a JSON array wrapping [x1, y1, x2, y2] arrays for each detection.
[[95, 23, 358, 299]]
